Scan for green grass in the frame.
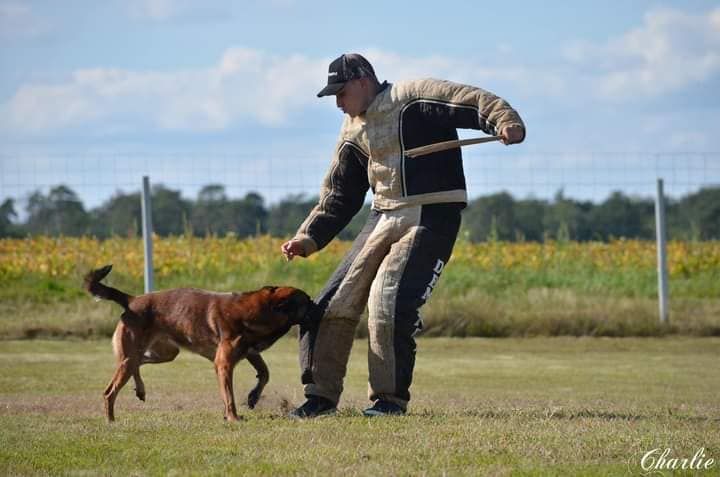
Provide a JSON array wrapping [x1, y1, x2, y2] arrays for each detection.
[[1, 271, 718, 339], [1, 337, 719, 476], [1, 238, 719, 338]]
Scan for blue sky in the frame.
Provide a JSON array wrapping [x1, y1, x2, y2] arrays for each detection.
[[1, 0, 719, 208]]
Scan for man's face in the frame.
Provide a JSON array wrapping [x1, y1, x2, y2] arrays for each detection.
[[335, 78, 370, 118]]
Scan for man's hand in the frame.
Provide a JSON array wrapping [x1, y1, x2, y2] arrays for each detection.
[[500, 124, 525, 145], [281, 239, 306, 261]]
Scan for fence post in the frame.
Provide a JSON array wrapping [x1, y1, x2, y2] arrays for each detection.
[[141, 176, 154, 293], [655, 178, 669, 324]]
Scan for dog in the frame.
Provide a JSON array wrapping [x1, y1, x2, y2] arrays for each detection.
[[83, 265, 312, 422]]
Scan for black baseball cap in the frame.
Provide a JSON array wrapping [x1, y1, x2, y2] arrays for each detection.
[[317, 53, 377, 97]]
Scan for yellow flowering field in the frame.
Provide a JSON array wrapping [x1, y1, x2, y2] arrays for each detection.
[[1, 237, 718, 338], [451, 239, 720, 277], [0, 235, 334, 280], [1, 236, 718, 281]]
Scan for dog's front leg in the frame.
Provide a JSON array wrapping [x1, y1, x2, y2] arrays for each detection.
[[213, 339, 247, 421], [246, 352, 269, 409]]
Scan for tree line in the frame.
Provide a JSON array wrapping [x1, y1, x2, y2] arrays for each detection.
[[1, 184, 718, 241]]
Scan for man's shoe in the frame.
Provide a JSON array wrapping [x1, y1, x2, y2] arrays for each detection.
[[362, 400, 406, 417], [288, 395, 337, 419]]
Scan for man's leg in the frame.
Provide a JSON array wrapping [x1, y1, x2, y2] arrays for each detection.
[[298, 210, 380, 390], [366, 203, 462, 412], [298, 209, 396, 405]]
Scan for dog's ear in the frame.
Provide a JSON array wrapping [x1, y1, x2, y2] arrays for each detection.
[[272, 290, 312, 324]]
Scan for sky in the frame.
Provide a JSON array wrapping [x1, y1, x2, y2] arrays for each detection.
[[1, 0, 719, 209]]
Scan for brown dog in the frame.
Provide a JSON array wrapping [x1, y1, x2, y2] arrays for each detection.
[[83, 265, 312, 422]]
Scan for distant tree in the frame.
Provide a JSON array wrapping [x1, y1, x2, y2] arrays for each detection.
[[542, 190, 593, 241], [670, 187, 720, 240], [190, 184, 231, 236], [13, 183, 719, 242], [190, 186, 268, 237], [90, 190, 142, 238], [0, 198, 21, 237], [25, 185, 89, 236], [198, 184, 227, 203], [151, 184, 192, 236], [462, 192, 517, 241], [229, 192, 268, 237], [267, 194, 317, 237], [589, 191, 654, 240], [513, 198, 547, 241]]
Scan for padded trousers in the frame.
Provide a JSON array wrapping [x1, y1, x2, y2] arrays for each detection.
[[298, 202, 462, 408]]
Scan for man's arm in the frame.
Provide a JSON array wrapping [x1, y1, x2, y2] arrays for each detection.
[[407, 79, 526, 145], [282, 141, 369, 261]]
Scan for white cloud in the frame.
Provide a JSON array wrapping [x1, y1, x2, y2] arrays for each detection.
[[357, 48, 566, 99], [3, 4, 719, 138], [128, 0, 230, 21], [0, 1, 50, 39], [564, 7, 720, 99], [0, 47, 551, 135], [1, 48, 327, 133], [132, 0, 176, 20]]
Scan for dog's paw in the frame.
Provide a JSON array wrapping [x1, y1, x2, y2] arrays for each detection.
[[135, 389, 146, 402], [247, 389, 261, 409]]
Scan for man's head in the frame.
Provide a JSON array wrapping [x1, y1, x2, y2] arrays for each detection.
[[317, 53, 380, 117]]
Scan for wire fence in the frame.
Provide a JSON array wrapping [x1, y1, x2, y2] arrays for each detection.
[[1, 151, 719, 214]]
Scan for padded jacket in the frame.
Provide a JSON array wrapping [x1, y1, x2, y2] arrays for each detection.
[[294, 78, 526, 255]]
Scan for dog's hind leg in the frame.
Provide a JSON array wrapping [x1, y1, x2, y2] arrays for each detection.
[[246, 352, 269, 409], [104, 357, 140, 422], [213, 338, 248, 422], [104, 323, 142, 422], [132, 370, 145, 402]]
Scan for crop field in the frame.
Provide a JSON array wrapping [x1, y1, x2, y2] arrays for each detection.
[[1, 236, 718, 338], [1, 237, 719, 475], [1, 337, 719, 476]]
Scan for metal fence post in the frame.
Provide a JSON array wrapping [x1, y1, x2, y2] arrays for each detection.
[[141, 176, 154, 293], [655, 178, 669, 324]]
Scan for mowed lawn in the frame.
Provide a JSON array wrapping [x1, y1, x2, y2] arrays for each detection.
[[0, 337, 718, 476]]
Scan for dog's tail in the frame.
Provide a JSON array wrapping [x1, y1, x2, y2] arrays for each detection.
[[83, 265, 133, 310]]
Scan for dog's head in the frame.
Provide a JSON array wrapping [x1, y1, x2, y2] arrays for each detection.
[[266, 286, 314, 326]]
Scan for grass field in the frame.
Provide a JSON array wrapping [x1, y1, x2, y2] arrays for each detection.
[[1, 236, 719, 338], [1, 337, 718, 476]]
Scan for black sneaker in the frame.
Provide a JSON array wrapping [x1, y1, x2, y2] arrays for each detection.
[[288, 395, 337, 419], [362, 400, 406, 417]]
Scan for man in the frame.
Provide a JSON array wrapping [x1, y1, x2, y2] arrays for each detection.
[[281, 53, 525, 417]]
